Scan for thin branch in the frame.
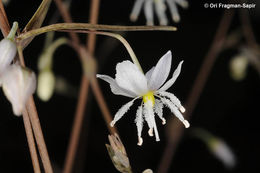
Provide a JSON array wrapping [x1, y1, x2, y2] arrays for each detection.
[[157, 9, 235, 173], [0, 0, 10, 36], [62, 76, 90, 173], [17, 23, 177, 42], [17, 45, 53, 173], [63, 0, 100, 172], [22, 109, 41, 173], [90, 77, 116, 134]]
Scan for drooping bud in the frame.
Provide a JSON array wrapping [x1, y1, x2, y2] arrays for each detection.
[[229, 55, 248, 81], [0, 39, 17, 77], [37, 70, 55, 101], [1, 64, 36, 116]]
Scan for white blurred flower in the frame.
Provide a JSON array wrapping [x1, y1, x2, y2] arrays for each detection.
[[229, 55, 248, 81], [130, 0, 188, 25], [1, 64, 36, 116], [0, 38, 17, 77], [143, 169, 153, 173], [209, 138, 236, 169], [97, 51, 189, 145], [37, 70, 55, 101]]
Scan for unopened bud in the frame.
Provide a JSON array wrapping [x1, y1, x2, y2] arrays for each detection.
[[37, 70, 55, 101], [0, 39, 16, 76], [1, 64, 36, 116]]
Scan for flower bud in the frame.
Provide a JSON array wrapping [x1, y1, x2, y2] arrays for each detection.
[[1, 64, 36, 116], [37, 70, 55, 101], [229, 55, 248, 81], [106, 133, 132, 173], [0, 39, 16, 77]]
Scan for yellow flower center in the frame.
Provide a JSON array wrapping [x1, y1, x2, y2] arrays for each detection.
[[143, 91, 155, 106]]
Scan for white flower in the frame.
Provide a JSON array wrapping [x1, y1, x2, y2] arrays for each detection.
[[0, 38, 17, 77], [1, 64, 36, 116], [37, 70, 55, 101], [97, 51, 189, 145], [130, 0, 188, 25], [210, 139, 236, 169]]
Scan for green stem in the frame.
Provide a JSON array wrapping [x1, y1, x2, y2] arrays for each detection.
[[7, 22, 18, 41], [17, 23, 177, 42]]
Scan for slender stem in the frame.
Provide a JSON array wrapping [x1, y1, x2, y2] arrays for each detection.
[[238, 6, 258, 49], [90, 77, 117, 134], [17, 45, 53, 173], [26, 97, 53, 173], [54, 0, 80, 44], [157, 9, 235, 173], [17, 23, 177, 41], [86, 0, 100, 54], [22, 109, 41, 173], [63, 76, 90, 173], [0, 0, 10, 36]]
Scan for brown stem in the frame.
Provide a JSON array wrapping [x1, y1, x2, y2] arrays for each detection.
[[63, 1, 100, 173], [0, 0, 10, 36], [26, 97, 53, 173], [238, 6, 258, 49], [86, 0, 100, 54], [62, 76, 90, 173], [54, 0, 80, 44], [157, 9, 235, 173], [17, 46, 53, 173], [22, 109, 41, 173], [90, 77, 117, 134]]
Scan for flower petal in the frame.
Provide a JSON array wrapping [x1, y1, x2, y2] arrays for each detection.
[[154, 99, 166, 125], [0, 39, 16, 76], [115, 60, 148, 96], [130, 0, 145, 22], [97, 74, 136, 98], [157, 91, 185, 113], [145, 66, 154, 81], [148, 51, 172, 91], [155, 0, 168, 25], [135, 105, 144, 145], [144, 0, 154, 25], [166, 0, 181, 22], [110, 98, 137, 127], [161, 97, 189, 128], [143, 101, 160, 141], [159, 60, 183, 91]]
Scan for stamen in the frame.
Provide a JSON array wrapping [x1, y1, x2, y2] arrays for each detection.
[[180, 106, 186, 113], [183, 120, 190, 128], [148, 128, 154, 136], [137, 137, 143, 146], [162, 118, 166, 125]]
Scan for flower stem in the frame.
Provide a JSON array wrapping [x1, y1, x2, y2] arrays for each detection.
[[22, 109, 41, 173], [17, 23, 176, 42], [17, 45, 53, 173]]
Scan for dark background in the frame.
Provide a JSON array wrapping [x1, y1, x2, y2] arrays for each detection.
[[0, 0, 259, 172]]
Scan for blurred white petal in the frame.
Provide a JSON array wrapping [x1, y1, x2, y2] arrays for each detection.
[[145, 66, 155, 81], [144, 0, 154, 25], [154, 99, 166, 124], [130, 0, 145, 21], [135, 105, 144, 145]]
